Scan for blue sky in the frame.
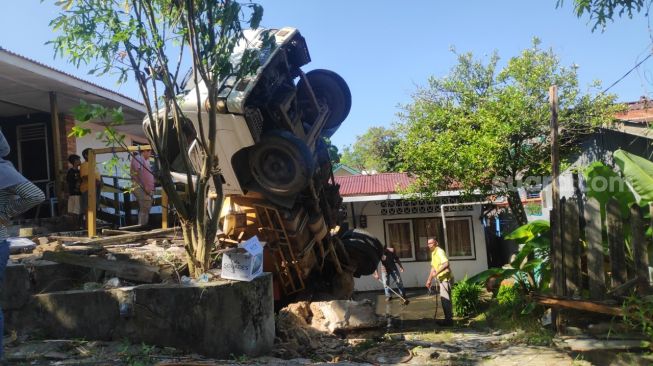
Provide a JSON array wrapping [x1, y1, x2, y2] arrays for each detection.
[[1, 1, 651, 149]]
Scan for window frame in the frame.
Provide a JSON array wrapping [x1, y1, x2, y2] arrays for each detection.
[[383, 219, 416, 261], [383, 215, 477, 262], [443, 216, 476, 260]]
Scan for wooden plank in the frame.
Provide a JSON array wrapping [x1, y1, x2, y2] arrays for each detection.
[[532, 294, 623, 316], [72, 227, 178, 246], [92, 145, 152, 155], [101, 229, 134, 236], [552, 201, 565, 297], [632, 204, 650, 294], [585, 197, 605, 299], [607, 198, 627, 288], [562, 197, 581, 296], [42, 251, 159, 283]]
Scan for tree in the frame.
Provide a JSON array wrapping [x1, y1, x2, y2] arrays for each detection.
[[340, 126, 402, 172], [557, 0, 647, 31], [397, 40, 621, 225], [50, 0, 265, 276]]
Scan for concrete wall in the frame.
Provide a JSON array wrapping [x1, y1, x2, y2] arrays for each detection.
[[343, 199, 489, 291], [4, 263, 275, 358]]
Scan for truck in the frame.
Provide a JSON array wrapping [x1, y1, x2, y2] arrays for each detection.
[[144, 27, 382, 300]]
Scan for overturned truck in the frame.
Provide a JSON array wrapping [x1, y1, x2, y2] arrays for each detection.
[[144, 27, 382, 300]]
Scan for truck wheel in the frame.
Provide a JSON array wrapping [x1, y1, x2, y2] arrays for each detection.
[[298, 69, 351, 138], [249, 130, 314, 196]]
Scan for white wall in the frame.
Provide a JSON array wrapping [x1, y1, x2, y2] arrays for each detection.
[[344, 198, 489, 291], [75, 122, 148, 176]]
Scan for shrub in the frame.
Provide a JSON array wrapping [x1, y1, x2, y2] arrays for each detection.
[[496, 284, 522, 310], [452, 277, 484, 318]]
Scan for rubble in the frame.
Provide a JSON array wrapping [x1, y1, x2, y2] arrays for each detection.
[[308, 300, 382, 333]]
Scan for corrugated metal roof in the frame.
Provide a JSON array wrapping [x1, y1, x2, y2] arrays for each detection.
[[334, 172, 414, 196], [0, 47, 144, 109]]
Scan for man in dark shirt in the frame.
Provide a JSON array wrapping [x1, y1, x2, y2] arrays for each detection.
[[66, 154, 82, 225], [374, 247, 407, 301]]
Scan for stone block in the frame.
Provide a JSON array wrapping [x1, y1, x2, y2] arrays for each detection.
[[309, 299, 381, 333], [1, 263, 30, 310], [6, 273, 274, 359], [123, 273, 274, 357], [31, 289, 121, 340], [29, 261, 93, 293]]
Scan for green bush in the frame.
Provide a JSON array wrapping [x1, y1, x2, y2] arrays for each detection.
[[496, 284, 522, 310], [452, 277, 484, 318]]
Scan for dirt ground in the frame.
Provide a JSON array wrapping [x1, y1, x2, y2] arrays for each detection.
[[5, 290, 650, 365]]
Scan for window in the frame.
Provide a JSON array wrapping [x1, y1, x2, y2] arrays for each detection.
[[414, 218, 443, 261], [446, 217, 474, 258], [385, 216, 476, 261], [17, 124, 50, 183], [385, 220, 415, 260]]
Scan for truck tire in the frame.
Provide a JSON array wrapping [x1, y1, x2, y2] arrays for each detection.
[[340, 229, 383, 277], [298, 69, 351, 138], [249, 130, 314, 197]]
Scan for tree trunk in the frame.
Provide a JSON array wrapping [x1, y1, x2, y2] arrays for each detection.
[[181, 219, 213, 277], [507, 190, 528, 226]]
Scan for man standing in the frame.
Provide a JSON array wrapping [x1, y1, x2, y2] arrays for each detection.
[[426, 238, 453, 326], [374, 247, 407, 301], [130, 148, 154, 226]]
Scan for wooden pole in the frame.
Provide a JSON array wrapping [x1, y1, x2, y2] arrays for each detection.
[[87, 150, 97, 238], [549, 85, 564, 331], [49, 92, 63, 209]]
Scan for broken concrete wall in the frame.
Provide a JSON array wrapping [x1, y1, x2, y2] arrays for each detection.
[[4, 271, 274, 358]]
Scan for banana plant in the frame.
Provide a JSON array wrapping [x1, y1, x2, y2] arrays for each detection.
[[470, 220, 551, 293], [614, 149, 653, 205]]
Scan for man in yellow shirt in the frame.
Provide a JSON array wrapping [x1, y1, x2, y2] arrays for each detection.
[[425, 238, 453, 326]]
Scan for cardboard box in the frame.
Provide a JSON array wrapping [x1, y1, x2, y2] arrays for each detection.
[[221, 236, 264, 281]]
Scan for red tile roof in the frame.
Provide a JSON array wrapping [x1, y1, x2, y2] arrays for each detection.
[[615, 97, 653, 123], [334, 172, 414, 197]]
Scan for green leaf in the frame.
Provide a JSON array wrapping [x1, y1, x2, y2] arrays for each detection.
[[505, 220, 550, 243], [521, 302, 537, 315], [468, 267, 518, 285], [583, 160, 636, 218], [68, 125, 91, 138], [614, 149, 653, 204]]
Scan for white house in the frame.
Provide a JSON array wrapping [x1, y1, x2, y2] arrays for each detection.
[[0, 47, 146, 217], [334, 172, 490, 291]]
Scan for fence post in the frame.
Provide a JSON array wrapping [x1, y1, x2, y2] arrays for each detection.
[[113, 177, 120, 227], [552, 199, 566, 298], [631, 203, 650, 294], [585, 197, 605, 299], [607, 198, 627, 288], [124, 191, 132, 226], [562, 197, 581, 296]]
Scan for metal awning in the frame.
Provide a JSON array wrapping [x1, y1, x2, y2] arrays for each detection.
[[0, 48, 146, 137]]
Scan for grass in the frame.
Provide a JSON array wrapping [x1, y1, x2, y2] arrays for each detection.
[[469, 299, 555, 347], [405, 330, 455, 343]]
